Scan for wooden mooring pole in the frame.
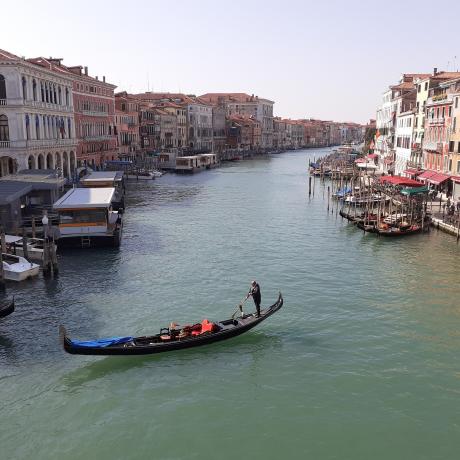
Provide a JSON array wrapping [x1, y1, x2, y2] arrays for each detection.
[[0, 230, 6, 291]]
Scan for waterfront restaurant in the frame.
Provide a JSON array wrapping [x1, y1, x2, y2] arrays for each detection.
[[53, 187, 122, 248], [175, 156, 199, 173]]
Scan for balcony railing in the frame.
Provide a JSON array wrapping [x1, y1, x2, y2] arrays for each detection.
[[428, 117, 445, 125], [83, 135, 113, 141], [0, 99, 6, 106], [427, 93, 453, 106], [0, 138, 77, 150], [423, 140, 443, 152], [81, 110, 109, 117]]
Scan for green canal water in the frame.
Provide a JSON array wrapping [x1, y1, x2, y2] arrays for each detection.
[[1, 148, 460, 460]]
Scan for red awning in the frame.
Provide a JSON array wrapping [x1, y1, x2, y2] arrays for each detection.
[[379, 176, 424, 187], [367, 153, 378, 159], [355, 158, 366, 163], [428, 172, 450, 185], [384, 158, 394, 164], [417, 170, 437, 181], [450, 175, 460, 183], [403, 168, 422, 177]]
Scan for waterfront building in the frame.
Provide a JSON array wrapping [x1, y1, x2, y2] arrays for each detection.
[[199, 93, 274, 149], [448, 82, 460, 199], [211, 105, 227, 157], [411, 70, 460, 170], [0, 49, 77, 178], [422, 79, 456, 177], [65, 65, 117, 168], [394, 109, 415, 175], [115, 92, 140, 161], [226, 115, 261, 150]]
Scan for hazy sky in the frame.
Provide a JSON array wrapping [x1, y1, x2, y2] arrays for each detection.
[[2, 0, 460, 123]]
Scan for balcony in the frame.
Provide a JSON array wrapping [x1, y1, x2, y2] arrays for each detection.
[[0, 138, 77, 150], [423, 140, 443, 152], [0, 99, 6, 106], [83, 135, 113, 141], [427, 93, 453, 106], [428, 117, 445, 125], [82, 110, 109, 117]]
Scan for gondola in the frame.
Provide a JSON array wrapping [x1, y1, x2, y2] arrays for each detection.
[[0, 297, 15, 319], [375, 224, 425, 237], [60, 292, 283, 356]]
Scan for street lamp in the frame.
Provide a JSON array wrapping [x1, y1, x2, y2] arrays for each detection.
[[42, 213, 49, 239]]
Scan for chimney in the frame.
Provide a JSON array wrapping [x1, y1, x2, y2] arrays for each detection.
[[433, 67, 438, 76], [103, 76, 106, 83], [84, 66, 88, 76]]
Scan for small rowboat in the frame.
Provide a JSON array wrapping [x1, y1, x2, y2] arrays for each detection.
[[61, 292, 283, 355], [0, 297, 15, 319]]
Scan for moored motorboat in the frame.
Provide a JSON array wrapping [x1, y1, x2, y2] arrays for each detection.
[[0, 297, 15, 318], [5, 235, 56, 264], [2, 253, 40, 281], [61, 292, 283, 355]]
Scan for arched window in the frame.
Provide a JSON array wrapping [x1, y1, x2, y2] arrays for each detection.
[[67, 118, 71, 138], [22, 76, 27, 100], [58, 86, 62, 105], [40, 82, 44, 102], [0, 74, 6, 100], [65, 87, 69, 106], [45, 82, 49, 102], [32, 79, 37, 101], [25, 114, 30, 140], [0, 114, 9, 141], [53, 84, 57, 104]]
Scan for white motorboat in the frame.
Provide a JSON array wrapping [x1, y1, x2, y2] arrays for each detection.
[[125, 171, 155, 180], [2, 253, 40, 281], [5, 235, 56, 264]]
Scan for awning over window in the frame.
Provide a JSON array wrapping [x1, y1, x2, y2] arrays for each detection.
[[428, 172, 450, 185], [450, 175, 460, 183]]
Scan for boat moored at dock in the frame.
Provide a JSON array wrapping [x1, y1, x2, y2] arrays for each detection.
[[4, 235, 56, 264], [53, 187, 122, 249], [2, 253, 40, 281]]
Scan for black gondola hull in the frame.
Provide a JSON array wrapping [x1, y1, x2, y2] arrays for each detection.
[[0, 298, 15, 318], [61, 293, 283, 356]]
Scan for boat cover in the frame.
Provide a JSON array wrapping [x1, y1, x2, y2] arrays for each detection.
[[70, 336, 134, 348]]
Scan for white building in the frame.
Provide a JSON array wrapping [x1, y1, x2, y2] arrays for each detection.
[[0, 49, 77, 178], [394, 110, 415, 175], [375, 89, 395, 172]]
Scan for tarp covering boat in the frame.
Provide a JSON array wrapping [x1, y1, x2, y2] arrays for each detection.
[[70, 336, 134, 348]]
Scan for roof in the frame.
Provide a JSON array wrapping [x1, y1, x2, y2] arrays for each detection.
[[0, 49, 21, 62], [199, 93, 274, 104], [0, 181, 33, 205], [80, 171, 124, 183], [0, 170, 65, 189], [53, 187, 115, 209]]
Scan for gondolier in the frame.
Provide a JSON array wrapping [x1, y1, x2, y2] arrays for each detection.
[[246, 280, 261, 317]]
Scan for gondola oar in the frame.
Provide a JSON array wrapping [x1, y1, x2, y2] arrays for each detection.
[[231, 296, 249, 319]]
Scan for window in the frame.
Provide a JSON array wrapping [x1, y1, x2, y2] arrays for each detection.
[[425, 82, 428, 91], [453, 117, 457, 132], [35, 115, 40, 140], [449, 140, 455, 152], [0, 114, 9, 141], [418, 85, 421, 93], [22, 76, 27, 100], [0, 74, 5, 100], [457, 161, 460, 173], [32, 79, 37, 101], [449, 106, 452, 117], [456, 97, 459, 109]]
